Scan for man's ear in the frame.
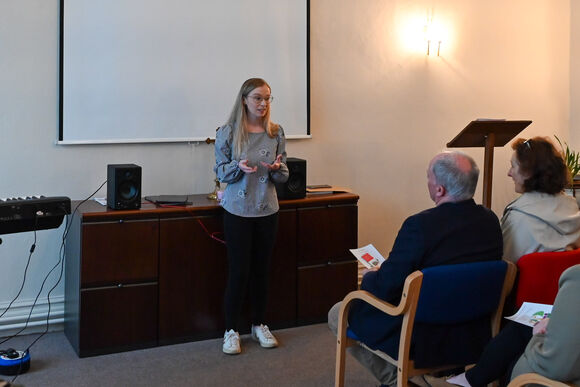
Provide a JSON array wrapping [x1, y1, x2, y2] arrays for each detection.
[[436, 184, 446, 199]]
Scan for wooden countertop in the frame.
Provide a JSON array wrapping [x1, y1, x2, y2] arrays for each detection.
[[73, 192, 359, 221]]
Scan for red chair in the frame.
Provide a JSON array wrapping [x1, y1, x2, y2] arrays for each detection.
[[515, 249, 580, 308]]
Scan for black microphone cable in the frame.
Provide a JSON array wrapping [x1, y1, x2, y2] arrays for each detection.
[[3, 180, 106, 384], [0, 218, 38, 322]]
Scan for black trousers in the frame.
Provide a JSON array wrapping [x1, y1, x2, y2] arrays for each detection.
[[465, 322, 533, 387], [223, 211, 278, 331]]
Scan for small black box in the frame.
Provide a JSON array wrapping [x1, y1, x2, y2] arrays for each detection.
[[107, 164, 142, 210]]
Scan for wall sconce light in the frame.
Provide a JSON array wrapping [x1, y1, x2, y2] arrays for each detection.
[[426, 40, 441, 56], [396, 8, 450, 56], [424, 9, 442, 56]]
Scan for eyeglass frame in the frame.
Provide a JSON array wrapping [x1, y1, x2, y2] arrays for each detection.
[[246, 94, 274, 104]]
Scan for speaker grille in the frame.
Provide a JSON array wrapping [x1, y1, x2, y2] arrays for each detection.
[[287, 173, 305, 193], [276, 157, 306, 200], [118, 181, 140, 201]]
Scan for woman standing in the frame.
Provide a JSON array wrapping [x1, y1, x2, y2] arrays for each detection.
[[214, 78, 289, 355]]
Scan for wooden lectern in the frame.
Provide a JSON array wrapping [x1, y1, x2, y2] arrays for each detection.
[[447, 120, 532, 209]]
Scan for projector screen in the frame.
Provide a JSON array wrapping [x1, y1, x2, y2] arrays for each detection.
[[58, 0, 309, 144]]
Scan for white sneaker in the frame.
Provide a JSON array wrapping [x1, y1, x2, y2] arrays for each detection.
[[222, 329, 241, 355], [251, 324, 278, 348]]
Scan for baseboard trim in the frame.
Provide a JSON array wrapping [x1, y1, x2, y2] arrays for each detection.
[[0, 296, 64, 338]]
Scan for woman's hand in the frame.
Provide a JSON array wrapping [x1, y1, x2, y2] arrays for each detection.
[[238, 159, 257, 173], [533, 317, 549, 335], [261, 154, 283, 171]]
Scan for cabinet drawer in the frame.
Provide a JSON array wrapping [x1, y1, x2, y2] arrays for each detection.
[[81, 219, 159, 287], [79, 283, 158, 357], [297, 205, 357, 265]]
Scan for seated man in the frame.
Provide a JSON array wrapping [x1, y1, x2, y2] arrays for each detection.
[[328, 150, 504, 387]]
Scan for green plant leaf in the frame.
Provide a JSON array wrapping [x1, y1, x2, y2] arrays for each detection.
[[554, 135, 580, 179]]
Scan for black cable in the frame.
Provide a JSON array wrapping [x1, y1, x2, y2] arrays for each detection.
[[0, 223, 38, 322], [0, 222, 37, 383], [23, 180, 107, 349], [5, 227, 66, 343], [3, 181, 107, 384]]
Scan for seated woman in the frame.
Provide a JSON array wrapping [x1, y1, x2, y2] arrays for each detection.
[[425, 264, 580, 387], [510, 264, 580, 384], [502, 137, 580, 262]]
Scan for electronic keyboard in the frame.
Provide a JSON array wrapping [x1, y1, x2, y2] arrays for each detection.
[[0, 196, 71, 235]]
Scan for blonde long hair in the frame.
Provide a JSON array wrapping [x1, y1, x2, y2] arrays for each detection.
[[226, 78, 279, 158]]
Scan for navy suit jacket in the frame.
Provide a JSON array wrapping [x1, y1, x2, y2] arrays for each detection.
[[348, 199, 503, 367]]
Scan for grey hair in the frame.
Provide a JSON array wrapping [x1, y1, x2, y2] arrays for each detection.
[[431, 151, 479, 201]]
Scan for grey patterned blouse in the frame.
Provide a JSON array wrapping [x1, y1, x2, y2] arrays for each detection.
[[214, 124, 289, 217]]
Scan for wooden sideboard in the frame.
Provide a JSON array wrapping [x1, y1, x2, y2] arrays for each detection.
[[64, 193, 359, 357]]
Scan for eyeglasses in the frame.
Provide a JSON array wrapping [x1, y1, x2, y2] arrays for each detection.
[[523, 139, 532, 150], [247, 95, 274, 104]]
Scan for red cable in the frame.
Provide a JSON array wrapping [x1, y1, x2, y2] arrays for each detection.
[[157, 203, 226, 244], [196, 218, 226, 244]]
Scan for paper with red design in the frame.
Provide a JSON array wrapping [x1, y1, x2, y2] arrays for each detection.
[[350, 244, 386, 269]]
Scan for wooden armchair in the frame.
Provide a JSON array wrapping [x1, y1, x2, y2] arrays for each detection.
[[335, 260, 516, 387], [508, 373, 576, 387]]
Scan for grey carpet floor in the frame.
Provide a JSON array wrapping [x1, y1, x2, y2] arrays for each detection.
[[3, 323, 378, 387]]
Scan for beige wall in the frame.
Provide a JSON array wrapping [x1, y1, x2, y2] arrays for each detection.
[[289, 0, 570, 254], [0, 0, 572, 331], [572, 0, 580, 148]]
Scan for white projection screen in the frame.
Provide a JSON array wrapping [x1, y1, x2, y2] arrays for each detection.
[[59, 0, 309, 144]]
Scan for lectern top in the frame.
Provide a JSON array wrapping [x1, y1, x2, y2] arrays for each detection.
[[447, 120, 532, 148]]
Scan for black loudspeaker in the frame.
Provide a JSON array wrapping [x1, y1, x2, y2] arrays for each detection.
[[276, 157, 306, 200], [107, 164, 142, 210]]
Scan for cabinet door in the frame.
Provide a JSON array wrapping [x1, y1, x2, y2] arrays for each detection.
[[297, 205, 358, 265], [158, 210, 297, 341], [79, 283, 158, 357], [158, 214, 227, 343], [81, 219, 159, 287], [263, 209, 297, 328], [297, 260, 358, 324]]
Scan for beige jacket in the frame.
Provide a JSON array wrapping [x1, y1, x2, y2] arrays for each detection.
[[501, 192, 580, 263], [511, 264, 580, 384]]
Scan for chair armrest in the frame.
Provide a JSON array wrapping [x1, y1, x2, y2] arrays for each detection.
[[491, 260, 517, 336], [334, 270, 423, 387], [337, 270, 423, 333], [508, 373, 575, 387]]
